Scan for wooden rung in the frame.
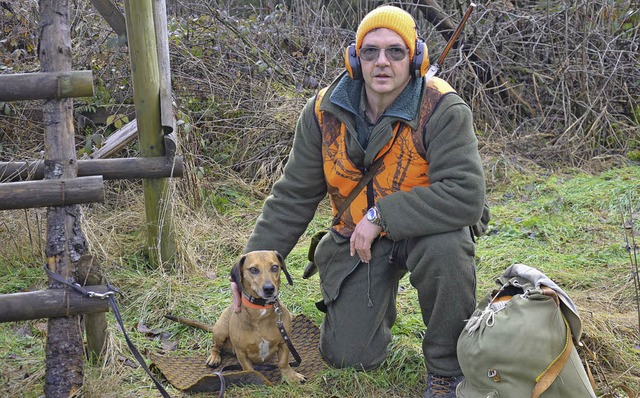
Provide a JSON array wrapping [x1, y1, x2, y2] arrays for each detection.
[[0, 156, 183, 182], [0, 285, 111, 323], [0, 70, 94, 101], [0, 176, 104, 210]]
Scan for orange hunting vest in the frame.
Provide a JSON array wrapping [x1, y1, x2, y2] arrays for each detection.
[[315, 77, 455, 237]]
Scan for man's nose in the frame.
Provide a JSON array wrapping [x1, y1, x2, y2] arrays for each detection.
[[375, 49, 390, 63]]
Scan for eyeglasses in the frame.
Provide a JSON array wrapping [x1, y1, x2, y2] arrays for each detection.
[[359, 46, 409, 62]]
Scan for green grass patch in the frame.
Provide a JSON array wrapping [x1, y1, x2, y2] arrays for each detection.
[[1, 165, 639, 396]]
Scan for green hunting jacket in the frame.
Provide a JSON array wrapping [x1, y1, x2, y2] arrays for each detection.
[[244, 71, 485, 261]]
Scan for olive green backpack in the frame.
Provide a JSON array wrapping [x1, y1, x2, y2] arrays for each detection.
[[457, 264, 597, 398]]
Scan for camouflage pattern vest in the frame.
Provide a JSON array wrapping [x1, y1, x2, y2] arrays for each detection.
[[314, 77, 455, 237]]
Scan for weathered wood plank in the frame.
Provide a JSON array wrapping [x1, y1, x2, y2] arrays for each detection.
[[89, 0, 127, 37], [0, 286, 111, 323], [0, 176, 104, 210], [0, 156, 184, 182], [153, 0, 175, 135], [90, 118, 137, 159], [0, 71, 93, 101]]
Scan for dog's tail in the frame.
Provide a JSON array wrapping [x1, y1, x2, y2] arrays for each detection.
[[164, 314, 214, 332]]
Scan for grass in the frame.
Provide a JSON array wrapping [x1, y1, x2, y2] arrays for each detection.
[[1, 163, 639, 397]]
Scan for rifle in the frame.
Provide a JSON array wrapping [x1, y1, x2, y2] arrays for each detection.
[[425, 3, 476, 82]]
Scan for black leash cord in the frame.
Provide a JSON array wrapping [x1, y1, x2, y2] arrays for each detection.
[[43, 265, 172, 398], [106, 294, 172, 398], [274, 301, 302, 367]]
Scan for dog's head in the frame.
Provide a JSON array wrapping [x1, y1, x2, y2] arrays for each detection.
[[231, 250, 292, 301]]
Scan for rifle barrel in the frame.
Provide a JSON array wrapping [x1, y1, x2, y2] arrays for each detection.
[[436, 3, 476, 66]]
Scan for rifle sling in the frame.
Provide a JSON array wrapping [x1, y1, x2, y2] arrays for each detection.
[[331, 158, 384, 226]]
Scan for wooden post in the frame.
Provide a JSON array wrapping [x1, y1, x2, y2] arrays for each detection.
[[153, 0, 175, 135], [124, 0, 177, 268], [77, 255, 108, 363], [39, 0, 86, 395]]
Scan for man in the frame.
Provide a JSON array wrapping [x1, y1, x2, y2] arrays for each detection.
[[240, 5, 486, 397]]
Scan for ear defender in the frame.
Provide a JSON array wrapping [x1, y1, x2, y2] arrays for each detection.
[[411, 38, 430, 78], [344, 42, 362, 80], [344, 38, 430, 80]]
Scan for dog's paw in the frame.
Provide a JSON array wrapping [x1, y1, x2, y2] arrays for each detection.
[[282, 369, 306, 384], [206, 352, 222, 368]]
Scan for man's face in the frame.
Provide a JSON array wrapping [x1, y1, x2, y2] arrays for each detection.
[[360, 28, 412, 98]]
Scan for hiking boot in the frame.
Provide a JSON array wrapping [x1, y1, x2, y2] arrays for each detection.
[[423, 373, 464, 398]]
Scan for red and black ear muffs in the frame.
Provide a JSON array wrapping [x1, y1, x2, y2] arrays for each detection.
[[344, 42, 362, 80], [344, 38, 429, 80]]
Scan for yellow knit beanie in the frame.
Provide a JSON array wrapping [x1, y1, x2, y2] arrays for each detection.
[[355, 5, 418, 59]]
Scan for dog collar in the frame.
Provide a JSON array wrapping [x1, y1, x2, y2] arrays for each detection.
[[242, 292, 276, 309]]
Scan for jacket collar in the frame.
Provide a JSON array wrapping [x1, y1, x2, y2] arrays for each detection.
[[327, 72, 423, 124]]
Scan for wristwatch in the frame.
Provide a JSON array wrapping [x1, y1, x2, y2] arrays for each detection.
[[366, 206, 385, 228]]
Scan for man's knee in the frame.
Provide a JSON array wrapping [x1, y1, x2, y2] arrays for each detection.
[[407, 229, 475, 274], [319, 326, 387, 370]]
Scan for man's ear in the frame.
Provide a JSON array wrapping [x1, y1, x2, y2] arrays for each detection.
[[275, 251, 293, 286], [230, 254, 246, 286]]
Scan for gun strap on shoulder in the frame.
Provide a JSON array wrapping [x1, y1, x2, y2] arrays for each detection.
[[331, 158, 384, 226]]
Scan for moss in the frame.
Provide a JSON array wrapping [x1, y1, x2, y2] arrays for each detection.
[[627, 149, 640, 162]]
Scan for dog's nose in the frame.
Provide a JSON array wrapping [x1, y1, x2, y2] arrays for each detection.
[[263, 284, 275, 297]]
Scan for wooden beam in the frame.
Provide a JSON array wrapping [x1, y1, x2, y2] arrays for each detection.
[[0, 71, 93, 101], [0, 156, 184, 182], [78, 156, 183, 180], [0, 176, 104, 210], [0, 285, 111, 323], [89, 0, 127, 38], [91, 118, 137, 159], [153, 0, 175, 135]]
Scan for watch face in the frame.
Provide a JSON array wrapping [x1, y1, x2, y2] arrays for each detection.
[[366, 207, 376, 221]]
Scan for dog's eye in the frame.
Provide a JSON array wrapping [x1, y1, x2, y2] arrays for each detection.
[[248, 267, 259, 275], [270, 265, 280, 273]]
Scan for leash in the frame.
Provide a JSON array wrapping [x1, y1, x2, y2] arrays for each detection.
[[43, 264, 173, 398], [274, 300, 302, 366]]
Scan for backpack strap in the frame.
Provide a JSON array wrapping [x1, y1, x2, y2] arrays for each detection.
[[532, 287, 574, 398]]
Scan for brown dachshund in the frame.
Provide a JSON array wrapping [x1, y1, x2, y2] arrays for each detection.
[[168, 250, 305, 383]]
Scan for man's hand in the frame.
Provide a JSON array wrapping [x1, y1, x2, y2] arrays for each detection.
[[350, 218, 382, 263], [229, 276, 241, 313]]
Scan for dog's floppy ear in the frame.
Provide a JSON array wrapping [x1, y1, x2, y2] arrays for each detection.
[[275, 251, 294, 286], [230, 254, 246, 286]]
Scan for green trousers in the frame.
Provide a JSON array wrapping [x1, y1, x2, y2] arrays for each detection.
[[314, 227, 476, 375]]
